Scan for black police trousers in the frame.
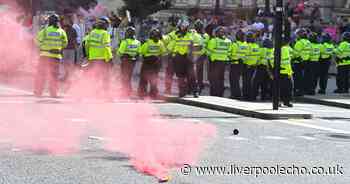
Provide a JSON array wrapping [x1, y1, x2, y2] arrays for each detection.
[[242, 64, 255, 100], [34, 56, 60, 97], [280, 74, 293, 104], [304, 62, 318, 94], [138, 56, 161, 98], [317, 59, 331, 92], [209, 60, 226, 97], [336, 65, 350, 92], [121, 56, 136, 96], [165, 55, 175, 93], [252, 65, 272, 100], [173, 54, 197, 97], [292, 62, 305, 96], [195, 55, 207, 93], [229, 62, 242, 98]]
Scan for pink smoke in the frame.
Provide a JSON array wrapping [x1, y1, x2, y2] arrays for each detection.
[[0, 1, 217, 181], [0, 4, 35, 76]]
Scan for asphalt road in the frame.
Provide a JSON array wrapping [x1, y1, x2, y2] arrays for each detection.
[[0, 84, 349, 184]]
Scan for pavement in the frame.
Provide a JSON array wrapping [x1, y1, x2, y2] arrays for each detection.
[[6, 60, 350, 120], [0, 83, 350, 183], [166, 95, 313, 120]]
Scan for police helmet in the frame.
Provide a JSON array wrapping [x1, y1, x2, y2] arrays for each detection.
[[235, 30, 245, 42], [48, 14, 60, 25], [309, 32, 318, 43], [125, 26, 136, 39], [246, 31, 256, 43], [177, 19, 190, 31], [342, 32, 350, 42], [322, 32, 332, 43], [214, 26, 226, 37], [296, 28, 308, 39], [100, 16, 111, 24], [194, 19, 204, 31], [150, 28, 161, 41]]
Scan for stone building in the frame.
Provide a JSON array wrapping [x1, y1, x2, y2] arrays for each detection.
[[171, 0, 350, 19]]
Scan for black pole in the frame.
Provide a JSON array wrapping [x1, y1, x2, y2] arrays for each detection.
[[265, 0, 270, 14], [215, 0, 220, 15], [273, 0, 283, 110]]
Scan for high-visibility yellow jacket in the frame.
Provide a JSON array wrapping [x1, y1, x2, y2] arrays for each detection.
[[293, 38, 312, 62], [36, 26, 68, 59], [207, 37, 232, 62], [269, 45, 294, 76], [167, 32, 194, 56], [310, 43, 321, 62], [320, 42, 335, 60], [85, 28, 113, 62], [335, 41, 350, 66], [260, 47, 274, 66], [117, 38, 141, 58], [140, 39, 166, 57], [245, 42, 261, 66], [280, 45, 293, 76]]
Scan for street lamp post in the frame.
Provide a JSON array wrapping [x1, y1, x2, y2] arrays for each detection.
[[215, 0, 220, 15], [265, 0, 270, 14], [273, 0, 283, 110]]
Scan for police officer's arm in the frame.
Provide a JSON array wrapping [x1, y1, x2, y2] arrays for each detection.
[[166, 39, 175, 54], [206, 38, 216, 57], [103, 32, 113, 61], [140, 41, 148, 58], [117, 40, 127, 57], [230, 42, 236, 60], [293, 41, 303, 59], [36, 29, 45, 47]]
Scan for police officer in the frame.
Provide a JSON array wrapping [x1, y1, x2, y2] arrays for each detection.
[[230, 30, 248, 99], [243, 32, 260, 101], [252, 38, 273, 100], [34, 14, 68, 98], [138, 28, 166, 99], [293, 28, 312, 96], [163, 27, 177, 95], [117, 26, 141, 96], [84, 17, 113, 96], [192, 20, 210, 95], [167, 19, 198, 98], [279, 38, 294, 107], [318, 33, 334, 94], [334, 32, 350, 93], [305, 32, 321, 95], [207, 26, 232, 97]]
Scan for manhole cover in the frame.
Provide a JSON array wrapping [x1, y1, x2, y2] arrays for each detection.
[[304, 133, 350, 142]]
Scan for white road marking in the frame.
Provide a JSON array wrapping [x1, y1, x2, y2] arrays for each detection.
[[11, 148, 21, 152], [69, 118, 89, 123], [180, 119, 203, 123], [297, 135, 317, 141], [88, 136, 105, 141], [0, 86, 32, 95], [278, 119, 350, 134], [215, 118, 240, 123], [225, 136, 249, 141], [261, 136, 288, 140]]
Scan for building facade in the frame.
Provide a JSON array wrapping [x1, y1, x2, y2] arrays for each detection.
[[172, 0, 350, 19]]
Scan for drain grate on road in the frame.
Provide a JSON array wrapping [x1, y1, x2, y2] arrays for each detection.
[[304, 133, 350, 142]]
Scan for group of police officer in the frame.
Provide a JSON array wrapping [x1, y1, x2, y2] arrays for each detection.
[[34, 14, 350, 107]]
